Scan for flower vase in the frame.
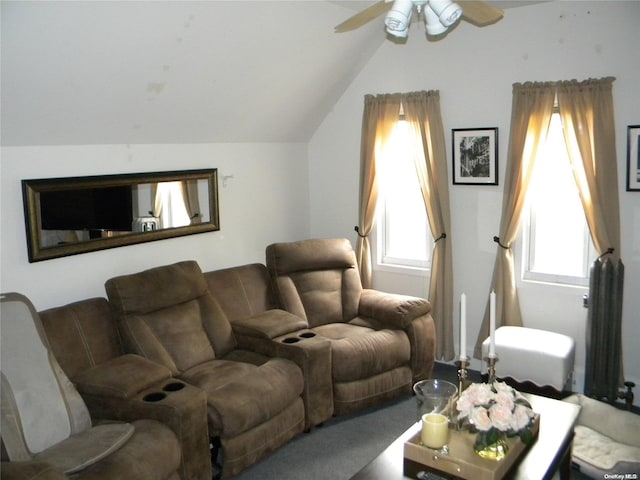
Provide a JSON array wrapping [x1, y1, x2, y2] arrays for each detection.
[[473, 429, 509, 460]]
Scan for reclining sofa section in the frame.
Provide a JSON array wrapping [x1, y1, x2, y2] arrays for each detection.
[[1, 292, 184, 480], [38, 297, 211, 480], [265, 238, 436, 415], [104, 261, 306, 478]]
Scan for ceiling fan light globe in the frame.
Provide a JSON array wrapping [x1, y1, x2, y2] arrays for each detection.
[[428, 0, 463, 27], [386, 25, 410, 38], [423, 4, 448, 35], [384, 0, 414, 32]]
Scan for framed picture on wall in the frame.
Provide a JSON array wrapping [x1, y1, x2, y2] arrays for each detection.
[[626, 125, 640, 191], [452, 127, 498, 185]]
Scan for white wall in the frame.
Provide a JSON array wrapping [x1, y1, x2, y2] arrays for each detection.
[[309, 1, 640, 403], [0, 142, 309, 310]]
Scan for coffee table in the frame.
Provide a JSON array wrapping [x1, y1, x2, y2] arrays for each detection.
[[350, 393, 580, 480]]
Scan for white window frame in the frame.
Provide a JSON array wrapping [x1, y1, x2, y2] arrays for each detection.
[[376, 199, 432, 272], [522, 209, 595, 287], [521, 112, 596, 288], [372, 119, 432, 276]]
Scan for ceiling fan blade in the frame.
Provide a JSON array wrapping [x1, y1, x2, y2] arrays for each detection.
[[458, 0, 504, 26], [334, 0, 393, 33]]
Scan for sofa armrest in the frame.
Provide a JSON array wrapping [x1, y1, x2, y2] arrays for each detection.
[[80, 379, 211, 480], [231, 309, 308, 339], [73, 354, 172, 399], [358, 289, 431, 329]]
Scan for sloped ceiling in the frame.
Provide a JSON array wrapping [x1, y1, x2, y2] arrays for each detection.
[[1, 1, 539, 146], [1, 1, 387, 145]]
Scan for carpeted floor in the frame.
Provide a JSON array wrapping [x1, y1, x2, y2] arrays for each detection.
[[231, 362, 592, 479], [232, 392, 418, 480]]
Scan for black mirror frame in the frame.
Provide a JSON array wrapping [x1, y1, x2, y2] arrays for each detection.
[[22, 169, 219, 262]]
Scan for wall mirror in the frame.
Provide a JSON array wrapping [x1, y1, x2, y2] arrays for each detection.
[[22, 169, 219, 262]]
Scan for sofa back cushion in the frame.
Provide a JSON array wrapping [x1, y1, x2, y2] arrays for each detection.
[[266, 239, 362, 328], [204, 263, 278, 323], [105, 261, 236, 374], [39, 298, 122, 380]]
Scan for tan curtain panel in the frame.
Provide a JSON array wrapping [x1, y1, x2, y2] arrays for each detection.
[[355, 93, 401, 288], [558, 77, 623, 390], [403, 91, 455, 360], [152, 183, 162, 219], [473, 77, 620, 358], [473, 82, 556, 358], [557, 77, 620, 258], [180, 180, 202, 224]]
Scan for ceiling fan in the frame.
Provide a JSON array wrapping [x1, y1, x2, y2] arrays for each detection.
[[335, 0, 504, 39]]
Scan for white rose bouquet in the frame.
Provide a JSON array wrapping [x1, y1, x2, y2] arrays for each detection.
[[456, 381, 537, 455]]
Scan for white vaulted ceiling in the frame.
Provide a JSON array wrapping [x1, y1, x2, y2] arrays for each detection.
[[1, 1, 386, 146], [0, 1, 542, 146]]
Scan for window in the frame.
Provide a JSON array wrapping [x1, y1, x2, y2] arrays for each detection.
[[523, 112, 596, 286], [376, 120, 432, 270]]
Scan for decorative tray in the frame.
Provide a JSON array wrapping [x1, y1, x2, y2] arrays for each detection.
[[403, 415, 540, 480]]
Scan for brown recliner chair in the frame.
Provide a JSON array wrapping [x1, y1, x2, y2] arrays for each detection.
[[38, 297, 211, 480], [105, 261, 306, 478], [266, 238, 437, 415], [1, 292, 182, 480]]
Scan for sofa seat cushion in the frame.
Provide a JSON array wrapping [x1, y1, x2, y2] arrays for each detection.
[[222, 348, 274, 366], [312, 322, 372, 340], [313, 324, 411, 382], [573, 425, 640, 474], [180, 358, 304, 438], [232, 309, 308, 340]]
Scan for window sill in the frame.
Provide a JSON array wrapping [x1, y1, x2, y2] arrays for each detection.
[[373, 262, 430, 277], [520, 276, 589, 290]]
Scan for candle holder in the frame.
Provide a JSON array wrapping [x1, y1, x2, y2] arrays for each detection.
[[456, 357, 472, 394], [484, 354, 499, 384]]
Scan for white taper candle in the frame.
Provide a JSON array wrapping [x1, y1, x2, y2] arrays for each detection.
[[460, 293, 467, 360], [489, 290, 496, 356]]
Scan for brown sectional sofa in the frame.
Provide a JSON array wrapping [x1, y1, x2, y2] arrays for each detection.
[[1, 238, 436, 479]]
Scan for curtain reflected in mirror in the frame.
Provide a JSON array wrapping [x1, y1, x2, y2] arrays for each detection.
[[23, 169, 219, 262], [152, 180, 202, 230]]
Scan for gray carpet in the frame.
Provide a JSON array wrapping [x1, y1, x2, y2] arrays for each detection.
[[231, 362, 593, 479], [233, 393, 418, 480]]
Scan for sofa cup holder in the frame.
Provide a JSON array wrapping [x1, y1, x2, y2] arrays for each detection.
[[282, 331, 317, 343], [143, 392, 167, 402], [163, 381, 186, 392]]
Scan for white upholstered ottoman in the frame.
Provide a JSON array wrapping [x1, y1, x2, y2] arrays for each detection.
[[481, 326, 576, 391]]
